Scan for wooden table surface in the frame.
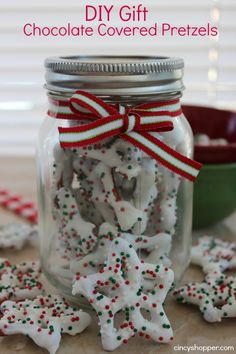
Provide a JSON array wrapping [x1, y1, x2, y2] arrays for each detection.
[[0, 157, 235, 354]]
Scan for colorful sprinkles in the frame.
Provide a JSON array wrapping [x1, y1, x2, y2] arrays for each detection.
[[72, 238, 174, 351], [0, 295, 91, 354], [191, 236, 236, 273], [51, 141, 177, 279], [70, 222, 171, 279], [174, 236, 236, 322], [174, 271, 236, 322], [0, 258, 43, 303]]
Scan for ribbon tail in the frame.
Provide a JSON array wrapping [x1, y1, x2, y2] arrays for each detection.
[[122, 132, 202, 182]]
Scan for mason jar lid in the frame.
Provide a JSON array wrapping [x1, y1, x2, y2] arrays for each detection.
[[45, 56, 184, 98]]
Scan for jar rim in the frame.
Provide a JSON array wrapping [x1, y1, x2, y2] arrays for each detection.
[[45, 55, 184, 74], [45, 55, 185, 96]]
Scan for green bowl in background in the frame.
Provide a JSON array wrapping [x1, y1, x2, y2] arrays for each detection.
[[193, 163, 236, 229]]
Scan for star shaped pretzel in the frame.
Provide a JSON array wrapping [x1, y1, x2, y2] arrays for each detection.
[[72, 238, 174, 351], [0, 294, 91, 354], [174, 271, 236, 322]]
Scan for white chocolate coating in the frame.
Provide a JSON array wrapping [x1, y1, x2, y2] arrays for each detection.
[[174, 272, 236, 322], [0, 295, 91, 354], [0, 258, 43, 302], [72, 238, 174, 351], [92, 163, 144, 231], [191, 236, 236, 273], [51, 136, 180, 304], [70, 222, 171, 276], [0, 222, 38, 250], [56, 187, 97, 256]]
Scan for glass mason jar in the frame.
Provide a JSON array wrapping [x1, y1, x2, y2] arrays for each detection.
[[37, 56, 195, 301]]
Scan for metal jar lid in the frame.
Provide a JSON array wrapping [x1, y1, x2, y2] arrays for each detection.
[[45, 56, 184, 98]]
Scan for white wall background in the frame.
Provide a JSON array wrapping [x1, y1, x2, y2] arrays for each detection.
[[0, 0, 235, 155]]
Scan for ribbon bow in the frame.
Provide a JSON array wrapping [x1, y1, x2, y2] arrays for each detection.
[[48, 90, 202, 181]]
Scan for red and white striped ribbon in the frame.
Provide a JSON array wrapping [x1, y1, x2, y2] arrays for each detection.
[[48, 90, 202, 181], [0, 189, 38, 224]]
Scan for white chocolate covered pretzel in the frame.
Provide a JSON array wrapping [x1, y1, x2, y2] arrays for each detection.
[[0, 294, 91, 354], [89, 163, 144, 231], [0, 258, 43, 303], [154, 168, 181, 235], [132, 158, 158, 234], [56, 187, 97, 256], [70, 222, 171, 276], [72, 142, 123, 169], [191, 236, 236, 273], [0, 222, 38, 250], [72, 238, 174, 351], [72, 156, 104, 225], [174, 272, 236, 322]]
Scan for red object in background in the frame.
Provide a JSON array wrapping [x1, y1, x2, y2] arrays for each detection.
[[183, 105, 236, 164], [0, 189, 38, 224]]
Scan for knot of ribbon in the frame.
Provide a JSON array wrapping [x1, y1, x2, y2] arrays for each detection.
[[118, 106, 140, 134], [48, 90, 202, 181]]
